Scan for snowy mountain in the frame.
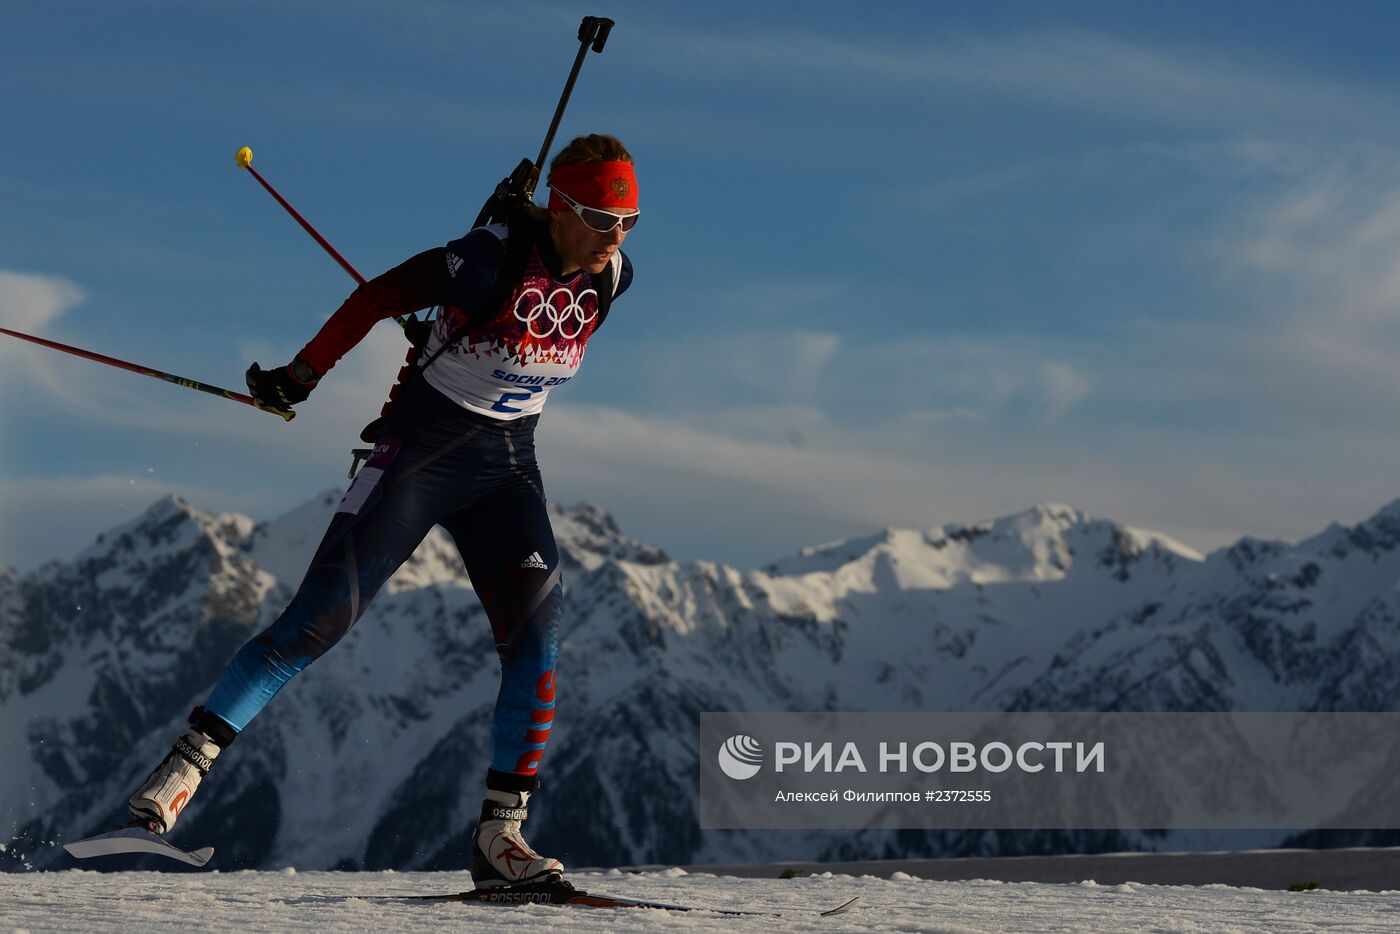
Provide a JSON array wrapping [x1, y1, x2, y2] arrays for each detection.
[[4, 492, 1400, 871]]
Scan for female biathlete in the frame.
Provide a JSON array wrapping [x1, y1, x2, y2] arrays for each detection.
[[125, 134, 638, 888]]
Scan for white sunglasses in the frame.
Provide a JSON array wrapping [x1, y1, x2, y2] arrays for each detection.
[[554, 188, 640, 233]]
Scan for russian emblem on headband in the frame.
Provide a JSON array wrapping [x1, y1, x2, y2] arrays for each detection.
[[610, 177, 630, 201]]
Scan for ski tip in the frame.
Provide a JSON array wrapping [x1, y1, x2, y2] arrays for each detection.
[[235, 146, 253, 169], [62, 827, 215, 868], [185, 846, 215, 867], [821, 895, 861, 916]]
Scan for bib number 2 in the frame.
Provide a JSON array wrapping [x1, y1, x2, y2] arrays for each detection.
[[491, 385, 544, 414]]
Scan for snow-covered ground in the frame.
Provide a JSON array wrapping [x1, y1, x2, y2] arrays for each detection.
[[3, 869, 1398, 933]]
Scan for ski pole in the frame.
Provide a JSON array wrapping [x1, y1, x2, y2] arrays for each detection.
[[235, 146, 366, 285], [0, 326, 295, 421], [234, 146, 410, 329]]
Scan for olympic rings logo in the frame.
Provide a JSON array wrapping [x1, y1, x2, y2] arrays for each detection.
[[513, 286, 599, 340]]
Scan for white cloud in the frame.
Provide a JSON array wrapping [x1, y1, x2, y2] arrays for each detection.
[[531, 395, 1379, 568], [1223, 157, 1400, 331], [536, 402, 961, 564], [3, 359, 1391, 575], [0, 270, 89, 442], [1038, 361, 1092, 423], [708, 330, 839, 403], [1, 296, 410, 449], [851, 336, 1094, 427], [0, 314, 415, 563], [598, 326, 1093, 431], [0, 269, 84, 335]]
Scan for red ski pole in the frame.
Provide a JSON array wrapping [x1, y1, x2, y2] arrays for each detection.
[[0, 326, 295, 421], [235, 146, 366, 285], [235, 147, 410, 328]]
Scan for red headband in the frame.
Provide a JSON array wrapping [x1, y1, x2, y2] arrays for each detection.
[[547, 160, 638, 212]]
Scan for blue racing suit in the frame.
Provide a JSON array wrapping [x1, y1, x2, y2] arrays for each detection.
[[203, 218, 632, 778]]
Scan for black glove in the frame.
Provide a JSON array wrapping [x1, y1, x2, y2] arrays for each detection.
[[246, 357, 318, 409], [403, 315, 433, 349]]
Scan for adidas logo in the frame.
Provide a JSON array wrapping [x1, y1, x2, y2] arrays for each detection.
[[445, 252, 464, 277], [520, 551, 548, 570]]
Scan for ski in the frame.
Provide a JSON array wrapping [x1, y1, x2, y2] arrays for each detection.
[[62, 826, 214, 867], [364, 878, 860, 916]]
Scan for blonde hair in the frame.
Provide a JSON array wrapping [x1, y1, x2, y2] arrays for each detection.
[[548, 134, 633, 178]]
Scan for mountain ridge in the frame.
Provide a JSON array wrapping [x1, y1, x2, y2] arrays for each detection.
[[4, 490, 1400, 871]]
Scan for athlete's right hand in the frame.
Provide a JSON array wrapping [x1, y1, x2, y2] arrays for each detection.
[[246, 358, 318, 409]]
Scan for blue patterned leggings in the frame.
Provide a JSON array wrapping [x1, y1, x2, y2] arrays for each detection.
[[204, 380, 560, 776]]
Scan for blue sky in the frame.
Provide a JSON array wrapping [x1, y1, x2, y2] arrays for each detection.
[[5, 0, 1400, 570]]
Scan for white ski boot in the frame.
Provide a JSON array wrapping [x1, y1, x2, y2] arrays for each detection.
[[128, 728, 221, 834], [470, 775, 564, 888]]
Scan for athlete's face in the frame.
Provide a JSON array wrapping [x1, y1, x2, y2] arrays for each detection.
[[550, 206, 629, 276]]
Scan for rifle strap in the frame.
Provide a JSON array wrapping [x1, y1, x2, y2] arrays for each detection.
[[414, 206, 540, 378]]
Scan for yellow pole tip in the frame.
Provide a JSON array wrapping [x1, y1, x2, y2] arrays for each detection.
[[235, 146, 254, 169]]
